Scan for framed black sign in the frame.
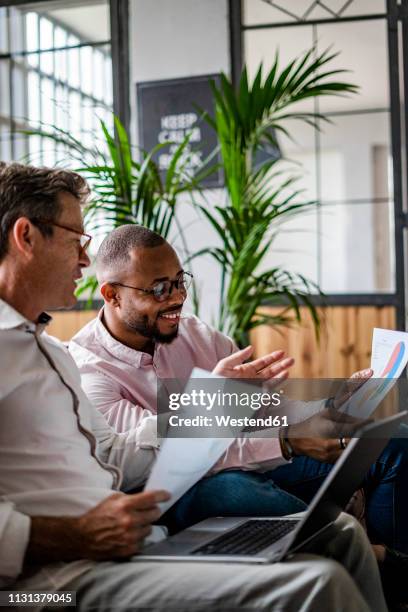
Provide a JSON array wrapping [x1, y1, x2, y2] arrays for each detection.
[[136, 74, 222, 188]]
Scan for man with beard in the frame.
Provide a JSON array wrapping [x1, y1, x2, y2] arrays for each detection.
[[70, 223, 408, 612], [70, 223, 408, 574], [70, 224, 310, 526]]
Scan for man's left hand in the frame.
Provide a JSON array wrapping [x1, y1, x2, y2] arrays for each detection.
[[332, 368, 373, 410]]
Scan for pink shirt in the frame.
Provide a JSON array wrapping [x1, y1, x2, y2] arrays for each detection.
[[69, 310, 287, 475]]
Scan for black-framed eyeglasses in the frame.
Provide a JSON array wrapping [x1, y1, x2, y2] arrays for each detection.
[[109, 271, 193, 302], [31, 218, 92, 253]]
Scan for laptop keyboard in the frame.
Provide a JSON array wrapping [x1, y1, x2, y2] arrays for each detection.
[[192, 519, 298, 556]]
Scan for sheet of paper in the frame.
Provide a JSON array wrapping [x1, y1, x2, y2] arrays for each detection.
[[144, 436, 235, 515], [370, 328, 408, 377], [144, 367, 259, 514], [344, 328, 408, 418]]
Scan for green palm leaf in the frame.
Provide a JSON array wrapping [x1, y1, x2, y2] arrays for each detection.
[[195, 45, 357, 345]]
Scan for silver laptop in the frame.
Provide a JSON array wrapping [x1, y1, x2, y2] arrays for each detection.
[[136, 411, 407, 564]]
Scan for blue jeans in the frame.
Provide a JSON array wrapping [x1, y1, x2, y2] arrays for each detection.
[[270, 434, 408, 553], [162, 433, 408, 552], [161, 469, 307, 534]]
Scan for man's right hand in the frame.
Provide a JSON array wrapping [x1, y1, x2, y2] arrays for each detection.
[[287, 409, 371, 463], [76, 490, 170, 559], [27, 489, 170, 564], [213, 346, 294, 382]]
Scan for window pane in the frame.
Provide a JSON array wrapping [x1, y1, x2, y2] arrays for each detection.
[[244, 10, 393, 295], [54, 27, 67, 82], [25, 12, 39, 68], [0, 60, 10, 116], [93, 49, 104, 100], [1, 0, 113, 172], [243, 0, 386, 26], [8, 7, 24, 54], [82, 98, 94, 149], [260, 206, 319, 287], [68, 90, 81, 140], [39, 17, 53, 50], [105, 55, 113, 105], [67, 38, 80, 89], [43, 136, 56, 166], [12, 133, 27, 160], [278, 123, 318, 202], [319, 111, 391, 203], [315, 19, 389, 113], [55, 84, 69, 132], [320, 201, 395, 292], [11, 64, 26, 118], [341, 0, 386, 17], [41, 77, 55, 125], [27, 71, 41, 126], [0, 8, 8, 53], [40, 50, 54, 76], [80, 46, 93, 96], [244, 25, 315, 114], [44, 2, 110, 42]]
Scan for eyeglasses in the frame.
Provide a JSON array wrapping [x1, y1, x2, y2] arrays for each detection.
[[31, 218, 92, 253], [109, 271, 193, 302]]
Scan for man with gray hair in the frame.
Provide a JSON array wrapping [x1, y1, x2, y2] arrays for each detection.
[[0, 162, 386, 611]]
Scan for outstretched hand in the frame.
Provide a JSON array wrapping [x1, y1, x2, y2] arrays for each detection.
[[213, 345, 294, 382]]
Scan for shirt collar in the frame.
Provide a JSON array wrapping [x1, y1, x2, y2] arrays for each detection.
[[0, 298, 52, 333], [96, 307, 159, 367]]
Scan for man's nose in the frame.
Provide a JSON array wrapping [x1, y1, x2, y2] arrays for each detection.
[[79, 247, 91, 268]]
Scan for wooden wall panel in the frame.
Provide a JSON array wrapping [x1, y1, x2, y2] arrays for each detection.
[[47, 305, 396, 378], [250, 306, 396, 378], [47, 310, 99, 342]]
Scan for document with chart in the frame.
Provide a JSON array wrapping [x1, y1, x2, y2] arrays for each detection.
[[344, 328, 408, 418]]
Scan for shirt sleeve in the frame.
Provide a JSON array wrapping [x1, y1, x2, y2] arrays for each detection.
[[80, 372, 153, 432], [0, 501, 31, 584], [87, 395, 160, 491]]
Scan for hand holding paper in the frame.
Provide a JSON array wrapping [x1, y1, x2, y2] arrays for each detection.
[[342, 328, 408, 417]]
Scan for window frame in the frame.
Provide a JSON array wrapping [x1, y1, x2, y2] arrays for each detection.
[[0, 0, 129, 312], [229, 0, 408, 330], [0, 0, 130, 140]]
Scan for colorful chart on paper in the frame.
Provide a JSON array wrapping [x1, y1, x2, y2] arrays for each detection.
[[343, 329, 408, 418]]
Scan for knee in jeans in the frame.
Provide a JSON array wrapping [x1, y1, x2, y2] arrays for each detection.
[[378, 436, 408, 469], [203, 470, 262, 493]]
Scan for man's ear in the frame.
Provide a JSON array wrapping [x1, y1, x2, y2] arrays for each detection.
[[11, 217, 37, 259], [100, 282, 121, 306]]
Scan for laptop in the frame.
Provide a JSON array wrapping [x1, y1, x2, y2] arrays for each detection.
[[136, 411, 407, 563]]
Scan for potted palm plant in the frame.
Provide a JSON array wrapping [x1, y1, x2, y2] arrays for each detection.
[[192, 47, 358, 346]]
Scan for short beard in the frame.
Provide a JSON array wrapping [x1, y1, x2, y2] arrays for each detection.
[[124, 313, 179, 344]]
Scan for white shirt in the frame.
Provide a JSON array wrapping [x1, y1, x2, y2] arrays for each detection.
[[0, 299, 160, 591]]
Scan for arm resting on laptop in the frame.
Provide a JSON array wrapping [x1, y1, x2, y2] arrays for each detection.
[[3, 492, 168, 575]]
